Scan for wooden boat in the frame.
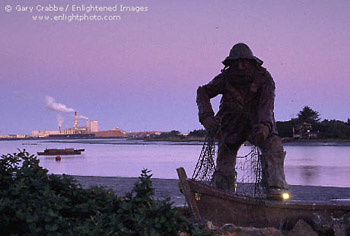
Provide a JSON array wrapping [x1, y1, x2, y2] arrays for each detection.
[[177, 167, 350, 229], [37, 148, 85, 156]]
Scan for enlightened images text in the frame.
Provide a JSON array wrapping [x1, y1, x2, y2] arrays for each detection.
[[14, 4, 149, 13]]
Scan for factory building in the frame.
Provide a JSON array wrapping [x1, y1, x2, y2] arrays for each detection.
[[86, 120, 98, 132], [29, 112, 127, 138], [32, 130, 61, 137], [57, 112, 96, 135]]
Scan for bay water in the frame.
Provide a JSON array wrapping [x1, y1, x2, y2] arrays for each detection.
[[1, 138, 350, 187]]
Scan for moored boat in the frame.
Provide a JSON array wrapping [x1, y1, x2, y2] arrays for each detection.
[[37, 148, 85, 156]]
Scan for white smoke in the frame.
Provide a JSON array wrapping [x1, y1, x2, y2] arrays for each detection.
[[56, 114, 64, 127], [78, 115, 89, 120], [46, 96, 75, 113]]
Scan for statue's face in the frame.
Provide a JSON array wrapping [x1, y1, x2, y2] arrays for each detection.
[[229, 59, 255, 75]]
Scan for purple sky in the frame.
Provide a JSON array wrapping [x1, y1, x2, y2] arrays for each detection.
[[1, 0, 350, 134]]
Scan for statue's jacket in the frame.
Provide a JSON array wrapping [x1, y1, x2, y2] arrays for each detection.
[[196, 66, 278, 136]]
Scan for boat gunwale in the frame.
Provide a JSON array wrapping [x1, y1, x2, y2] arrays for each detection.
[[188, 179, 350, 211], [37, 148, 85, 156]]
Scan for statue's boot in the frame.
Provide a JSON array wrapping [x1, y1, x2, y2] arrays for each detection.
[[212, 170, 236, 192], [261, 151, 289, 200]]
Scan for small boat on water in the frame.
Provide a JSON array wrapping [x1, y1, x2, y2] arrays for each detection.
[[37, 148, 85, 156]]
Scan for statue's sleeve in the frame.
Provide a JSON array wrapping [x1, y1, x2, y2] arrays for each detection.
[[257, 71, 276, 131], [196, 73, 224, 123]]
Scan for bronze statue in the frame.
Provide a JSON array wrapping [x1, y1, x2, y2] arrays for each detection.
[[196, 43, 288, 199]]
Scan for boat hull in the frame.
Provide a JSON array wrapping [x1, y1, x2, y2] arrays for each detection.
[[37, 148, 85, 156], [177, 167, 350, 229]]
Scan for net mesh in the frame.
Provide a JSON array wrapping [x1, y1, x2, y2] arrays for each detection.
[[191, 136, 216, 182], [235, 145, 265, 198], [192, 136, 265, 198]]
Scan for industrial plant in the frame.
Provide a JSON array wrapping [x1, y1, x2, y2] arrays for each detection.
[[0, 111, 163, 140], [30, 112, 127, 139], [0, 96, 162, 140]]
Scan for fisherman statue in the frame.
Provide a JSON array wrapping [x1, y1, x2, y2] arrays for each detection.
[[196, 43, 288, 200]]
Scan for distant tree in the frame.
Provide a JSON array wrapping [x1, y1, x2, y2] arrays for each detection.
[[168, 130, 181, 136], [276, 107, 350, 140], [276, 119, 299, 137], [188, 129, 207, 137], [158, 130, 183, 139], [297, 106, 321, 124], [319, 119, 350, 139]]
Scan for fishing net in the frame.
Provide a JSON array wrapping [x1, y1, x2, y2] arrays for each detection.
[[191, 136, 216, 182], [192, 137, 265, 198], [235, 145, 265, 198]]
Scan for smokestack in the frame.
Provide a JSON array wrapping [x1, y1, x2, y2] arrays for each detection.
[[56, 114, 64, 134], [74, 112, 78, 131]]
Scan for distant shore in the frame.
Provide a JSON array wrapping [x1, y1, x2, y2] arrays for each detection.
[[283, 139, 350, 146], [142, 137, 350, 146], [3, 136, 350, 146]]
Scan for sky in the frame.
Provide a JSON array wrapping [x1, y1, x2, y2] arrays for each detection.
[[1, 0, 350, 135]]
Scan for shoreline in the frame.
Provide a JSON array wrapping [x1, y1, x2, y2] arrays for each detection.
[[71, 175, 350, 207], [5, 137, 350, 146], [283, 140, 350, 146]]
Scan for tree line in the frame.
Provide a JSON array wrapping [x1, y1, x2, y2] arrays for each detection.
[[162, 106, 350, 140], [276, 106, 350, 139]]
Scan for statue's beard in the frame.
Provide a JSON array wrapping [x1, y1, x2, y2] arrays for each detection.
[[226, 67, 256, 87], [229, 68, 255, 79]]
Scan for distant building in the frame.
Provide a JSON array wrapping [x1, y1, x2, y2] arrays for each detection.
[[127, 131, 162, 139], [0, 134, 27, 139], [293, 122, 318, 139], [92, 130, 127, 138], [27, 117, 135, 139], [32, 130, 60, 138], [86, 120, 98, 132], [59, 120, 95, 135]]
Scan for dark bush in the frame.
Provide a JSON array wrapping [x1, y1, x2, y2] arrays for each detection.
[[187, 129, 207, 137], [0, 150, 204, 235], [157, 130, 184, 139]]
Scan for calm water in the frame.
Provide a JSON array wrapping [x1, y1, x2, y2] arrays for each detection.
[[1, 139, 350, 187]]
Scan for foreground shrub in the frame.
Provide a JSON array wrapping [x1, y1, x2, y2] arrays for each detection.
[[0, 150, 204, 235]]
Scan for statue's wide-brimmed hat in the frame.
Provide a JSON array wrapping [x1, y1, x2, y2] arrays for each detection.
[[222, 43, 263, 66]]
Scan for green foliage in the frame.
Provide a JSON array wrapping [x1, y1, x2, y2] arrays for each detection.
[[297, 106, 320, 124], [276, 106, 350, 140], [0, 150, 204, 235], [318, 119, 350, 139]]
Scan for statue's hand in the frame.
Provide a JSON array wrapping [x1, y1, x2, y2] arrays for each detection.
[[202, 116, 220, 137], [253, 124, 270, 143]]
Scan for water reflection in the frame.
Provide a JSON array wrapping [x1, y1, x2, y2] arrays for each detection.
[[1, 139, 350, 187], [300, 165, 319, 184]]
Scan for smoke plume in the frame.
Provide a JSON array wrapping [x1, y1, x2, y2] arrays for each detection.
[[56, 114, 64, 127], [46, 96, 75, 113], [78, 115, 89, 120]]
